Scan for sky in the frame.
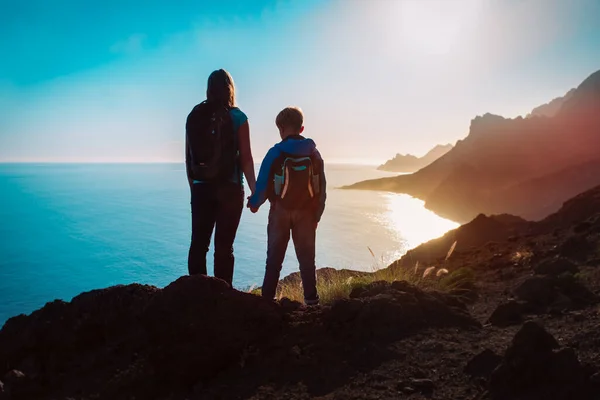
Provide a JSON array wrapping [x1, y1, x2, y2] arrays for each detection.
[[1, 0, 599, 163]]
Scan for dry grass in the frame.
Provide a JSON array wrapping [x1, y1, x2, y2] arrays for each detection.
[[266, 241, 472, 305], [511, 249, 534, 264]]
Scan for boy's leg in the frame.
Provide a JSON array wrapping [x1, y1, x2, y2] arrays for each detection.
[[188, 184, 217, 276], [214, 183, 244, 286], [262, 205, 291, 300], [291, 209, 318, 304]]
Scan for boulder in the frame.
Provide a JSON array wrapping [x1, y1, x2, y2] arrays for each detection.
[[487, 301, 529, 327], [559, 236, 594, 261], [514, 273, 598, 313], [509, 321, 559, 352], [549, 293, 576, 313], [464, 349, 502, 378], [555, 274, 598, 307], [574, 221, 592, 233], [534, 258, 579, 276], [2, 370, 25, 385], [142, 276, 285, 389], [1, 370, 26, 398], [514, 276, 558, 306], [490, 322, 596, 399]]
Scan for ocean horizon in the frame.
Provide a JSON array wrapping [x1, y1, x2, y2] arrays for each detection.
[[0, 163, 458, 325]]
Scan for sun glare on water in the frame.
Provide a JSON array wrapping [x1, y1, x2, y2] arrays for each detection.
[[383, 193, 459, 250]]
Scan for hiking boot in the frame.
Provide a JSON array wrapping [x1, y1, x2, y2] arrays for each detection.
[[305, 297, 320, 306]]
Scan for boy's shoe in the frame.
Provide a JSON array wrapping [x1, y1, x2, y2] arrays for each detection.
[[304, 297, 320, 306]]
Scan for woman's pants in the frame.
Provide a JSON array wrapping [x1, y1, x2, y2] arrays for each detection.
[[188, 182, 244, 286]]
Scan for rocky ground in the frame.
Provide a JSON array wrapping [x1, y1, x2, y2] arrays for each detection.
[[1, 186, 600, 400]]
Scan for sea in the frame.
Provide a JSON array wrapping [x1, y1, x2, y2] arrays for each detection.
[[0, 163, 458, 325]]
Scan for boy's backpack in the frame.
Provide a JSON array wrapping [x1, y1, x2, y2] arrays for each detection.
[[186, 101, 238, 182], [272, 152, 321, 210]]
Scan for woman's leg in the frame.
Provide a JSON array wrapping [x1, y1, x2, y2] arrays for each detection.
[[213, 183, 244, 286], [188, 184, 217, 276]]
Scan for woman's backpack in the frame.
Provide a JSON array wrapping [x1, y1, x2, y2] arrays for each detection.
[[186, 101, 238, 182]]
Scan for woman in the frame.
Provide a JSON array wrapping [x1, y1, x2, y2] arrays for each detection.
[[185, 69, 256, 286]]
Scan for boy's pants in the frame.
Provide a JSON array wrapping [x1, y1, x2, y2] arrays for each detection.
[[261, 203, 319, 304]]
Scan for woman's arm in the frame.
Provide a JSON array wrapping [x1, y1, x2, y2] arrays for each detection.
[[238, 121, 256, 193], [185, 134, 193, 189]]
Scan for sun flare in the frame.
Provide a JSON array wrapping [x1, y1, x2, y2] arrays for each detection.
[[396, 0, 482, 55]]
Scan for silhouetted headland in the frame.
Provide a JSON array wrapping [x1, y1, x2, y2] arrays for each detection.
[[377, 143, 453, 172], [346, 69, 600, 223]]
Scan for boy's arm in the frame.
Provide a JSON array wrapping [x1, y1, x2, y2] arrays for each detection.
[[314, 149, 327, 222], [249, 146, 280, 210]]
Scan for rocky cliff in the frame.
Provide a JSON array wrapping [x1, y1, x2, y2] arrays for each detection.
[[347, 69, 600, 223]]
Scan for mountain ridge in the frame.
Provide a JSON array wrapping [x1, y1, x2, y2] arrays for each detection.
[[345, 68, 600, 223], [526, 88, 576, 118], [378, 143, 453, 172]]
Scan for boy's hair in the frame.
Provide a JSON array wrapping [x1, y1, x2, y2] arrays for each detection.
[[276, 107, 304, 132]]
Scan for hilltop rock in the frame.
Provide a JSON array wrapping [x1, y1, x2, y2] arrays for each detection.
[[141, 276, 285, 390], [0, 276, 483, 400], [0, 277, 288, 399], [0, 284, 159, 399], [490, 322, 597, 399]]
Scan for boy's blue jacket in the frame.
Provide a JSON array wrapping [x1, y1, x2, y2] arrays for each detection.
[[248, 135, 327, 222]]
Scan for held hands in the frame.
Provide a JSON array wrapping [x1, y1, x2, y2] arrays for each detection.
[[246, 194, 259, 214]]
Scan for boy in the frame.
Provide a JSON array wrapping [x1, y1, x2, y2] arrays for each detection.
[[248, 107, 326, 305]]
